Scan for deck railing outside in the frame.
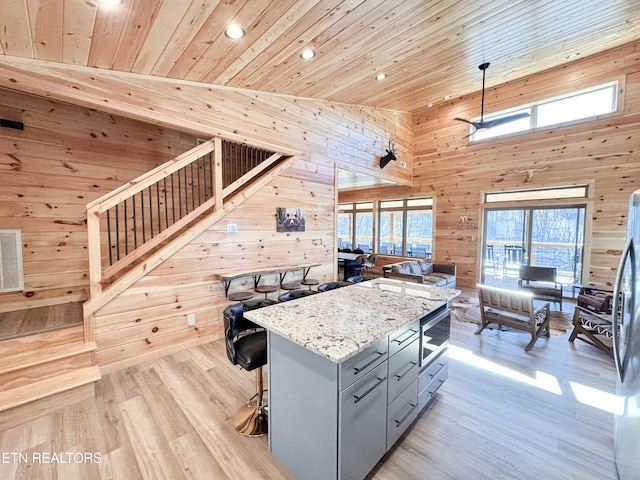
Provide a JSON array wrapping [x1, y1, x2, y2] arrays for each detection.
[[483, 241, 584, 296]]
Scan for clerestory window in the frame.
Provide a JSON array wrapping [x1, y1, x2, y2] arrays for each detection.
[[470, 82, 618, 141]]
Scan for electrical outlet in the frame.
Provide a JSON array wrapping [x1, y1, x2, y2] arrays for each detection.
[[227, 224, 238, 233], [187, 313, 196, 326]]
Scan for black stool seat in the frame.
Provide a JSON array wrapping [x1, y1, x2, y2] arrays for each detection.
[[278, 289, 318, 302], [347, 275, 367, 283], [318, 281, 352, 292], [234, 330, 267, 371]]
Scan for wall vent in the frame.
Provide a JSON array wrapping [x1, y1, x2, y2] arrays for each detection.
[[0, 230, 24, 293]]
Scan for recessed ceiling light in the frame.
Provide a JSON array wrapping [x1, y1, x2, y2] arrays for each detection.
[[427, 102, 434, 108], [300, 49, 315, 60], [376, 73, 386, 81], [225, 26, 245, 39], [567, 52, 580, 59], [98, 0, 122, 4], [443, 95, 451, 101]]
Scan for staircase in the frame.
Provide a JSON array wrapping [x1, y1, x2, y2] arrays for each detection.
[[85, 137, 296, 314], [0, 324, 100, 430], [0, 135, 297, 427]]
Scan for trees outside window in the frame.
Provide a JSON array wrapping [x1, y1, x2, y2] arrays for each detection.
[[379, 198, 432, 256]]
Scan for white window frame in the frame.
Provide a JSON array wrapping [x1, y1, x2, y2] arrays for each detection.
[[469, 81, 619, 142]]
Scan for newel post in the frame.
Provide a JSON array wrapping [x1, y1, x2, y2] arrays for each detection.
[[86, 208, 103, 299]]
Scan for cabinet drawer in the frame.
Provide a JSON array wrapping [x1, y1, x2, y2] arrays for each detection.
[[418, 358, 448, 411], [387, 337, 419, 403], [419, 350, 448, 392], [388, 319, 420, 356], [340, 337, 388, 390], [386, 379, 418, 450], [340, 362, 388, 480]]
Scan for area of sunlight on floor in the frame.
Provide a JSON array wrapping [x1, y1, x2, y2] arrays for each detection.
[[449, 345, 621, 414]]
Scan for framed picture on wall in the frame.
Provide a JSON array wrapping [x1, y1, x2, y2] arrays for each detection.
[[277, 208, 305, 232]]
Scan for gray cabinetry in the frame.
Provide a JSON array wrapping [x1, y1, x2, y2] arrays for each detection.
[[339, 337, 388, 390], [388, 336, 419, 401], [386, 319, 420, 450], [266, 311, 449, 480], [387, 377, 419, 448], [418, 349, 448, 410], [388, 320, 420, 356], [339, 361, 388, 480]]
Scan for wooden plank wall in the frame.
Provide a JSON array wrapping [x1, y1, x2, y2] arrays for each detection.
[[342, 41, 640, 289], [0, 56, 413, 187], [0, 88, 197, 313], [0, 59, 413, 370], [92, 159, 336, 372]]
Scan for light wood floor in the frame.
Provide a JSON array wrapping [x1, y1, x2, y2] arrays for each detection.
[[0, 289, 618, 479]]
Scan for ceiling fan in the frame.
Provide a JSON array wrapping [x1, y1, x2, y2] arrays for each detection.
[[454, 62, 529, 137]]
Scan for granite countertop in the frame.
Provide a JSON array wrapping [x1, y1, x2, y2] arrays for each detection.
[[244, 278, 460, 364]]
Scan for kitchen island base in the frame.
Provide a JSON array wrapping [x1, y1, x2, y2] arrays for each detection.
[[244, 279, 459, 480]]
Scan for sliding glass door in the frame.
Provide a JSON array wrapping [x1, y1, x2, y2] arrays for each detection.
[[481, 205, 585, 296]]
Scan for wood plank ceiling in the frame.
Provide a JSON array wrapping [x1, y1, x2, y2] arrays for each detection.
[[2, 0, 640, 113]]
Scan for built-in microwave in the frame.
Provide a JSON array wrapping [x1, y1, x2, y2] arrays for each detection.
[[419, 304, 451, 368]]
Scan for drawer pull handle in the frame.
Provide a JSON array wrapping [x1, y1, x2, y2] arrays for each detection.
[[428, 363, 446, 379], [353, 351, 386, 374], [353, 376, 387, 404], [395, 403, 417, 427], [394, 362, 417, 381], [428, 379, 445, 395], [392, 329, 418, 345]]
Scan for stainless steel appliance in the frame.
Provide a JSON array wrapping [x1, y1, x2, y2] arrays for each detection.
[[613, 188, 640, 480], [419, 303, 450, 368]]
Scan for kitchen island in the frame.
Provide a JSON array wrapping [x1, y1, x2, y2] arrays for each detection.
[[245, 278, 460, 480]]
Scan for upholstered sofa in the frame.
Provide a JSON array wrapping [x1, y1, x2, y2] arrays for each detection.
[[383, 259, 456, 288]]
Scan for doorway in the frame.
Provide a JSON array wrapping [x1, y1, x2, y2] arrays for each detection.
[[481, 205, 585, 297]]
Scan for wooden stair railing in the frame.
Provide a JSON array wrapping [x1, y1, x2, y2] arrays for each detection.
[[85, 136, 297, 316]]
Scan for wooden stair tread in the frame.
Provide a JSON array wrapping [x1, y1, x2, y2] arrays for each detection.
[[0, 324, 84, 356], [0, 339, 97, 375], [0, 366, 101, 413], [0, 301, 84, 342]]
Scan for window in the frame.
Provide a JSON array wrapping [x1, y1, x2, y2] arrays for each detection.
[[485, 185, 588, 203], [481, 206, 585, 296], [481, 186, 587, 297], [470, 82, 618, 141], [338, 202, 373, 252], [379, 198, 433, 257], [337, 204, 353, 250]]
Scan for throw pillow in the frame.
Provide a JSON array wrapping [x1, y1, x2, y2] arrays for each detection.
[[409, 262, 422, 275], [419, 261, 433, 275], [393, 263, 411, 274]]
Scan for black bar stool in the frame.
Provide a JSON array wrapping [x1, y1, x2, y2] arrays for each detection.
[[223, 298, 277, 436], [278, 289, 318, 302], [317, 281, 352, 292]]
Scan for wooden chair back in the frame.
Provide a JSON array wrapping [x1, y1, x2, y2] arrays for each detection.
[[476, 284, 550, 351]]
